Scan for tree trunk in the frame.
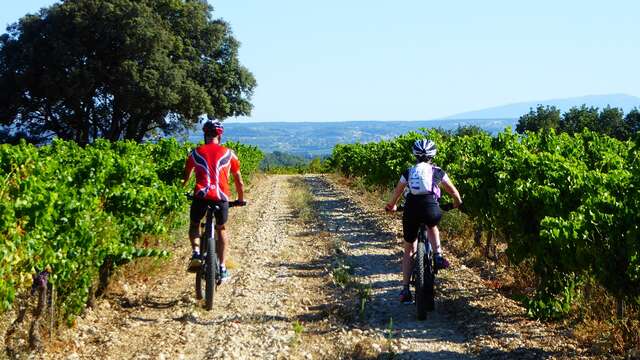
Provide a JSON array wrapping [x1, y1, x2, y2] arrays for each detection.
[[485, 231, 497, 260], [474, 227, 482, 247], [616, 297, 625, 319], [109, 100, 122, 141], [96, 257, 113, 298]]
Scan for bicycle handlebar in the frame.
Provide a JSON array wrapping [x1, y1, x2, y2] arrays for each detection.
[[185, 193, 247, 207], [440, 203, 454, 211], [229, 200, 247, 207], [389, 202, 460, 213]]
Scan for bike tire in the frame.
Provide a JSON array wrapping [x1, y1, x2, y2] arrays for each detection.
[[204, 235, 217, 310], [425, 250, 435, 312], [195, 224, 208, 301], [195, 273, 203, 300], [415, 241, 428, 320]]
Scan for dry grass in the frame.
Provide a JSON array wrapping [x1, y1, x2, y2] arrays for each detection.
[[104, 256, 168, 296], [287, 177, 317, 223], [346, 338, 385, 359], [332, 173, 640, 358], [568, 281, 640, 358]]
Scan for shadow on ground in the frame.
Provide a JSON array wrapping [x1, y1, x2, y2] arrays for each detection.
[[304, 176, 579, 359]]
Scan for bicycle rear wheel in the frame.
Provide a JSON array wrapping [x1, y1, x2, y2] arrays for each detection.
[[195, 273, 203, 300], [195, 224, 208, 300], [196, 223, 210, 300], [204, 235, 217, 310], [425, 246, 435, 312], [415, 240, 428, 320]]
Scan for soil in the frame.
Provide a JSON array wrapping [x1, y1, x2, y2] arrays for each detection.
[[5, 175, 592, 359]]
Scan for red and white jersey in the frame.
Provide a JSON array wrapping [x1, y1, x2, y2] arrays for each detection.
[[185, 143, 240, 201]]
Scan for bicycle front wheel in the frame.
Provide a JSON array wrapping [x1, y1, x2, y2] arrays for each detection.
[[415, 241, 428, 320], [204, 235, 217, 310]]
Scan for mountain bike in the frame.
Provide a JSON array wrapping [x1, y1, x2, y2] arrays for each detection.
[[187, 195, 246, 310], [396, 202, 454, 320]]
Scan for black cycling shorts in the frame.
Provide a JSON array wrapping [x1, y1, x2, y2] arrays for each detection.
[[402, 198, 441, 243], [190, 198, 229, 226]]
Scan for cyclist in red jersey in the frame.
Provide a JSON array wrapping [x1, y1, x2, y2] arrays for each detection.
[[183, 120, 244, 282]]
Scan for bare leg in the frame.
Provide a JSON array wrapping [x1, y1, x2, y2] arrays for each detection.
[[402, 240, 417, 286], [216, 227, 228, 266], [189, 221, 200, 252], [426, 226, 441, 254]]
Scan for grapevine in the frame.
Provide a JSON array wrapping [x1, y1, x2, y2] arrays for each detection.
[[330, 128, 640, 318], [0, 138, 262, 319]]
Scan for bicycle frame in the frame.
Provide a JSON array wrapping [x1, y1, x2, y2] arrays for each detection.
[[393, 200, 453, 320], [201, 208, 215, 252], [195, 202, 222, 310], [187, 193, 246, 310], [201, 207, 219, 278], [417, 225, 435, 272]]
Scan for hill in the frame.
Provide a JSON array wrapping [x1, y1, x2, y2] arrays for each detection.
[[446, 94, 640, 119], [190, 119, 516, 156]]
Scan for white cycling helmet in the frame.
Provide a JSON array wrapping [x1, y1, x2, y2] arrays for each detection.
[[412, 139, 437, 158]]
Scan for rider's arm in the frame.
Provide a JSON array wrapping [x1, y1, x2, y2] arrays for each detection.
[[229, 152, 244, 201], [385, 180, 407, 211], [441, 175, 462, 208], [182, 155, 194, 187], [233, 170, 244, 202]]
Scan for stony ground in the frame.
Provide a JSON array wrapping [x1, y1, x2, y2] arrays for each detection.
[[5, 174, 593, 359], [313, 175, 591, 360]]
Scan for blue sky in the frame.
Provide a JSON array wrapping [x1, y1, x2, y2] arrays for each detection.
[[2, 1, 639, 121]]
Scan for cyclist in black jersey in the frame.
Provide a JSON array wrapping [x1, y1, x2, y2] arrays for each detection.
[[385, 139, 463, 304]]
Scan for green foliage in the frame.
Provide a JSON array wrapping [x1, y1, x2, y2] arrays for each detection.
[[290, 320, 305, 346], [0, 0, 256, 144], [224, 141, 263, 184], [261, 151, 330, 174], [516, 105, 561, 133], [0, 138, 262, 319], [625, 108, 640, 134], [261, 151, 308, 169], [332, 261, 353, 288], [452, 125, 489, 137], [559, 105, 600, 135], [517, 104, 640, 141], [597, 106, 626, 138], [330, 128, 640, 319]]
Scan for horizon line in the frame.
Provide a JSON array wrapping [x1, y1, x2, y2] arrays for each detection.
[[224, 118, 515, 124]]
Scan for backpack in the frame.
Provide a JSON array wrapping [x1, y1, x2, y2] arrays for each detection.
[[407, 163, 442, 199]]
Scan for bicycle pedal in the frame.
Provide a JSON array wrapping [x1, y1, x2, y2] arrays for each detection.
[[187, 260, 203, 273]]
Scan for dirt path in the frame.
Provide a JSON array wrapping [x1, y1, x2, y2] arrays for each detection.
[[309, 175, 588, 360], [32, 174, 589, 360], [45, 175, 342, 359], [307, 176, 469, 359]]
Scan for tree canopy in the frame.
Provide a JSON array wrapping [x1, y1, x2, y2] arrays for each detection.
[[0, 0, 256, 144], [516, 104, 640, 140], [515, 105, 561, 133]]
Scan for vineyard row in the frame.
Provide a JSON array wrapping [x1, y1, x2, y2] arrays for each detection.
[[0, 138, 262, 320], [330, 129, 640, 318]]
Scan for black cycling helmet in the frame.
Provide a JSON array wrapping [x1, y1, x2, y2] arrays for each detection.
[[202, 120, 224, 137], [412, 139, 437, 159]]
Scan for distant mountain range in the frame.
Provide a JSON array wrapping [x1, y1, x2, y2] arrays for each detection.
[[187, 94, 640, 156], [445, 94, 640, 119], [196, 119, 516, 156]]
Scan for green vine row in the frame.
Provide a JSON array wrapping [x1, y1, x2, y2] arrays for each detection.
[[0, 138, 262, 321], [330, 129, 640, 318]]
